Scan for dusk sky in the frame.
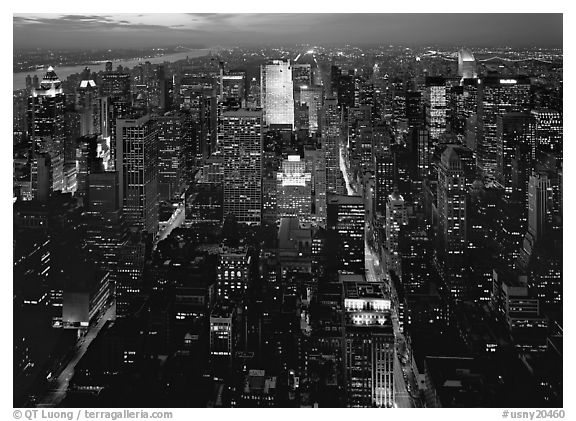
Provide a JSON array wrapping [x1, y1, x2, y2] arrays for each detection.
[[13, 13, 563, 50]]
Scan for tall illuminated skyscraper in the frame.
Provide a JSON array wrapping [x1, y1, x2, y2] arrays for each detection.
[[27, 66, 65, 193], [261, 59, 294, 128], [457, 48, 478, 79], [116, 115, 159, 235], [342, 280, 395, 408], [76, 69, 99, 137], [219, 109, 263, 225]]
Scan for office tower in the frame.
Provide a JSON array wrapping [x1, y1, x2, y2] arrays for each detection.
[[530, 109, 562, 152], [385, 192, 408, 274], [457, 48, 478, 79], [217, 245, 250, 302], [276, 155, 312, 222], [27, 66, 65, 193], [476, 75, 531, 181], [296, 85, 323, 134], [304, 149, 327, 226], [116, 115, 159, 235], [342, 280, 395, 408], [219, 109, 263, 225], [84, 168, 127, 292], [437, 146, 469, 300], [322, 97, 343, 195], [374, 152, 395, 215], [327, 195, 365, 274], [424, 76, 447, 141], [496, 113, 536, 195], [261, 59, 294, 128], [153, 112, 186, 201], [76, 70, 99, 137]]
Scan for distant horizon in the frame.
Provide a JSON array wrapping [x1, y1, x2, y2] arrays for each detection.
[[14, 14, 563, 50]]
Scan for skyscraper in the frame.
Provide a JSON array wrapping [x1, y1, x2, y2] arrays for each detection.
[[477, 75, 531, 181], [437, 146, 469, 300], [327, 195, 365, 274], [153, 112, 186, 201], [219, 109, 263, 225], [76, 70, 99, 137], [116, 115, 159, 235], [342, 279, 395, 408], [27, 66, 65, 193], [304, 148, 327, 226], [496, 113, 536, 196], [530, 109, 562, 153], [374, 152, 395, 215], [385, 192, 408, 274], [457, 48, 478, 79], [322, 97, 344, 195], [425, 76, 447, 142], [261, 60, 294, 128], [296, 85, 323, 134]]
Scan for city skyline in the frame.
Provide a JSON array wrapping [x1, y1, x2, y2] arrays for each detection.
[[13, 12, 564, 413]]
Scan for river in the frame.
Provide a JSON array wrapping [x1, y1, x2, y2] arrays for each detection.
[[13, 49, 212, 91]]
